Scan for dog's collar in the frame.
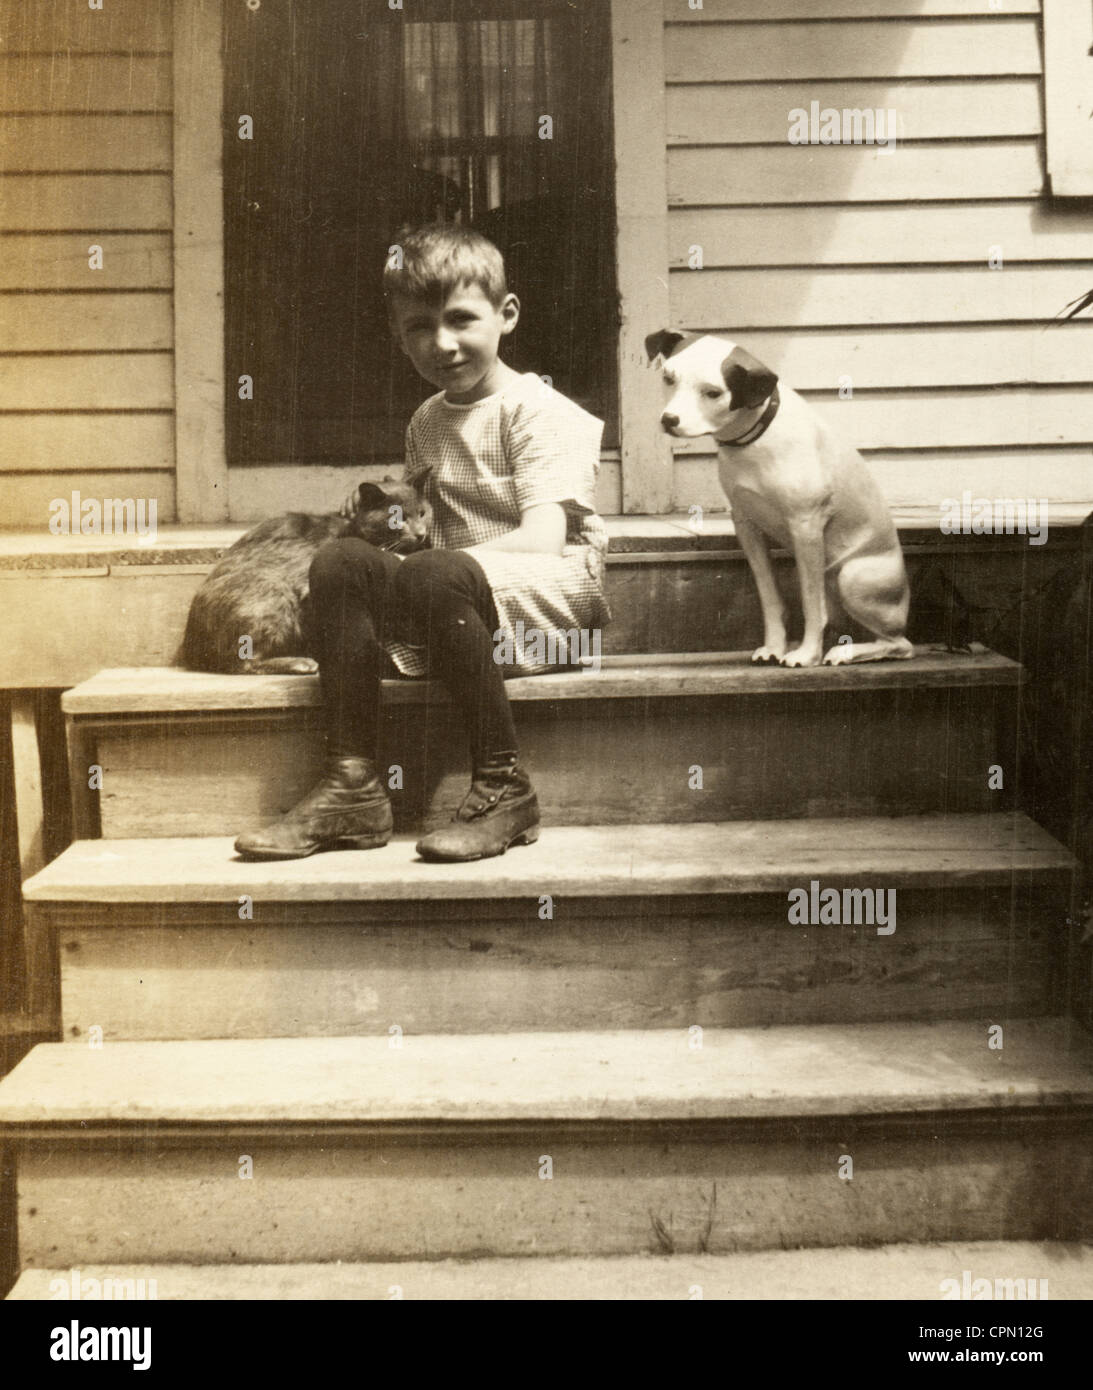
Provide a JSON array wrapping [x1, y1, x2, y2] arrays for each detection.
[[715, 386, 780, 448]]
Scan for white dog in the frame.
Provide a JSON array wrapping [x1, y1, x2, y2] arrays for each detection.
[[647, 330, 912, 667]]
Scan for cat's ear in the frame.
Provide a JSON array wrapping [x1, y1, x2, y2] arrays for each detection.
[[344, 482, 391, 517]]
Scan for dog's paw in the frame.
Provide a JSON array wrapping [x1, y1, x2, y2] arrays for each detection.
[[780, 647, 822, 668], [822, 644, 854, 666], [751, 645, 784, 665]]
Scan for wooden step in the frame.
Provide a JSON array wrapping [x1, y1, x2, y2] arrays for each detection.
[[11, 1242, 1093, 1300], [25, 814, 1070, 905], [63, 648, 1023, 837], [25, 811, 1073, 1045], [3, 1020, 1091, 1263], [25, 814, 1074, 1039]]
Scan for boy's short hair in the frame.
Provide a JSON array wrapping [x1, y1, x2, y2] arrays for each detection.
[[383, 223, 508, 310]]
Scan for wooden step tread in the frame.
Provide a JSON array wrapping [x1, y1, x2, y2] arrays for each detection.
[[22, 814, 1075, 905], [2, 1018, 1090, 1130], [11, 1242, 1093, 1299], [61, 646, 1023, 714]]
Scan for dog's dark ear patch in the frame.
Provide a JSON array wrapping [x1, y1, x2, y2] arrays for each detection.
[[721, 346, 778, 410], [645, 329, 688, 363]]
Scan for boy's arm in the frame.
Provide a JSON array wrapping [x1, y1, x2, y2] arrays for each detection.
[[474, 393, 601, 556], [472, 501, 566, 556]]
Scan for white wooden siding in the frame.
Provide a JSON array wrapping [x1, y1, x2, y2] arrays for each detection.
[[668, 205, 1092, 267], [671, 267, 1093, 330], [668, 145, 1046, 205], [667, 81, 1044, 144], [666, 325, 1093, 390], [0, 1, 172, 52], [671, 389, 1093, 452], [0, 295, 173, 353], [0, 116, 172, 171], [664, 2, 1040, 16], [0, 55, 173, 112], [0, 416, 175, 472], [664, 20, 1042, 82], [0, 236, 173, 290], [663, 0, 1093, 512], [0, 174, 173, 231], [3, 472, 177, 527], [0, 0, 174, 525], [0, 356, 176, 413]]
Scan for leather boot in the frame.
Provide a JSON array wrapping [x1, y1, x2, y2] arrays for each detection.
[[415, 752, 540, 863], [234, 756, 393, 860]]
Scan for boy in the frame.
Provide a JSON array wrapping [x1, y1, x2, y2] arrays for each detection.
[[235, 224, 610, 864]]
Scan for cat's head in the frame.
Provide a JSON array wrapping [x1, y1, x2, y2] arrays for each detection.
[[340, 477, 431, 553]]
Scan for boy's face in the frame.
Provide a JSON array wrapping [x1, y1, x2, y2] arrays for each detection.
[[390, 282, 519, 403]]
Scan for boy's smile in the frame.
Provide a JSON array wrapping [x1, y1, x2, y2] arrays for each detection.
[[391, 284, 520, 403]]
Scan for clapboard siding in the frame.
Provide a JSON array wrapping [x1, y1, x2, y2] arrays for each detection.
[[668, 205, 1092, 267], [671, 326, 1093, 390], [673, 450, 1092, 514], [665, 21, 1041, 83], [668, 144, 1045, 205], [0, 117, 172, 172], [666, 81, 1042, 145], [0, 356, 175, 412], [867, 451, 1091, 507], [0, 175, 173, 231], [0, 235, 172, 290], [665, 2, 1040, 17], [0, 415, 174, 473], [0, 55, 172, 113], [822, 389, 1093, 449], [0, 0, 172, 53], [672, 389, 1093, 452], [0, 294, 173, 352], [670, 267, 1093, 328], [1, 472, 176, 527], [1, 1, 175, 526]]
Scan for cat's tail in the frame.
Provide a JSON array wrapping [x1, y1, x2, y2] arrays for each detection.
[[174, 597, 241, 673]]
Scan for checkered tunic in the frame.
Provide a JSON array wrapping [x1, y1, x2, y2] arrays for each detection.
[[384, 372, 611, 678]]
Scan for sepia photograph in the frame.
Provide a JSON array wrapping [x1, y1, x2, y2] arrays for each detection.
[[0, 0, 1091, 1335]]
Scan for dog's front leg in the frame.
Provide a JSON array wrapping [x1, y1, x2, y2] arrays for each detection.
[[782, 518, 827, 667], [734, 513, 788, 663]]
